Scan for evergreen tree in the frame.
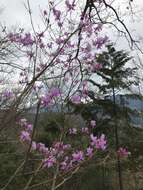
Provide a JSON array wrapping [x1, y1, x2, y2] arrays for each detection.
[[72, 44, 139, 190]]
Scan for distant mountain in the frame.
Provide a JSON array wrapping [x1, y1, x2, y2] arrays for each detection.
[[105, 94, 143, 127]]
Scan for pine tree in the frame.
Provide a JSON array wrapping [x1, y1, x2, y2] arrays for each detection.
[[88, 44, 138, 190], [70, 44, 138, 190]]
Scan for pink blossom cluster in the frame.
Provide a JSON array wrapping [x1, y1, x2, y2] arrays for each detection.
[[18, 117, 107, 172], [69, 128, 77, 134], [81, 80, 88, 98], [65, 0, 76, 11], [69, 127, 89, 135], [41, 87, 61, 107], [70, 95, 81, 104], [92, 36, 108, 49], [90, 134, 107, 150], [19, 69, 29, 84], [1, 0, 132, 186], [90, 120, 96, 128], [5, 0, 109, 95], [8, 33, 35, 46], [117, 147, 131, 158], [53, 8, 61, 21], [1, 90, 14, 99], [68, 120, 97, 135], [18, 118, 33, 142]]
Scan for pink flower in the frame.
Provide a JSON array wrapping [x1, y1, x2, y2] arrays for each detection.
[[21, 33, 34, 46], [90, 134, 107, 150], [81, 127, 89, 134], [90, 134, 97, 145], [63, 144, 71, 150], [27, 51, 34, 60], [20, 131, 31, 142], [25, 124, 33, 132], [92, 63, 102, 71], [8, 32, 34, 46], [86, 147, 93, 157], [117, 147, 131, 157], [2, 90, 14, 99], [92, 36, 108, 49], [60, 156, 69, 170], [90, 120, 96, 128], [50, 87, 61, 98], [57, 22, 63, 27], [18, 118, 27, 126], [37, 143, 47, 154], [31, 141, 37, 151], [69, 128, 77, 135], [82, 43, 92, 53], [41, 95, 51, 107], [71, 95, 81, 104], [53, 8, 61, 21], [60, 160, 68, 170], [94, 23, 102, 32], [41, 88, 61, 107], [65, 0, 76, 11], [72, 151, 84, 162], [43, 156, 56, 168], [56, 38, 64, 45]]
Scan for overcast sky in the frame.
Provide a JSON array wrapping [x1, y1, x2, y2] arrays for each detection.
[[1, 0, 143, 56], [1, 0, 143, 31], [1, 0, 143, 92]]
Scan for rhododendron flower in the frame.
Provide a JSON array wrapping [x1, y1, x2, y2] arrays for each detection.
[[50, 87, 61, 97], [41, 88, 61, 107], [65, 0, 76, 11], [57, 22, 63, 27], [69, 128, 77, 135], [90, 134, 107, 150], [86, 147, 93, 157], [53, 8, 61, 21], [92, 36, 108, 49], [81, 127, 89, 134], [8, 32, 34, 46], [41, 95, 51, 107], [82, 43, 92, 53], [63, 144, 71, 150], [43, 156, 56, 168], [71, 95, 81, 104], [20, 131, 31, 142], [37, 143, 47, 153], [27, 51, 34, 59], [2, 90, 13, 98], [31, 141, 37, 151], [92, 63, 103, 71], [54, 142, 71, 151], [18, 118, 27, 126], [21, 33, 34, 46], [90, 120, 96, 128], [94, 23, 102, 32], [25, 124, 33, 132], [60, 156, 69, 170], [72, 151, 84, 162], [56, 38, 64, 45], [117, 147, 131, 157], [60, 160, 68, 170]]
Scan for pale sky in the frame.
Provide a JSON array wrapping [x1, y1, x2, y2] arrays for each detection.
[[1, 0, 143, 48], [1, 0, 143, 92], [0, 0, 143, 31]]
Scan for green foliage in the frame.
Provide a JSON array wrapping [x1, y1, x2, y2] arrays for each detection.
[[88, 44, 138, 94]]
